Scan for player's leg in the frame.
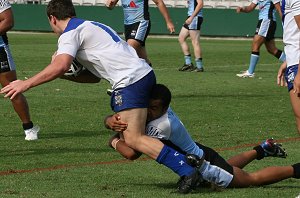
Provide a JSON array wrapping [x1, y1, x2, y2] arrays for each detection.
[[237, 20, 266, 78], [189, 16, 204, 72], [178, 25, 194, 71], [284, 65, 300, 134], [125, 21, 151, 65], [0, 45, 39, 141], [264, 20, 286, 62], [289, 91, 300, 133], [229, 163, 299, 187], [227, 138, 287, 168], [265, 39, 286, 61]]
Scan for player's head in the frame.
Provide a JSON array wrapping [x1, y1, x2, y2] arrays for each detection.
[[147, 84, 171, 122], [46, 0, 76, 20]]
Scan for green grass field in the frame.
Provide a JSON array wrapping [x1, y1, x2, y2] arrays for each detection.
[[0, 33, 299, 197]]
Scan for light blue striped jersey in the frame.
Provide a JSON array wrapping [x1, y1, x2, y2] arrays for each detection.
[[252, 0, 279, 20], [121, 0, 150, 25], [187, 0, 203, 17]]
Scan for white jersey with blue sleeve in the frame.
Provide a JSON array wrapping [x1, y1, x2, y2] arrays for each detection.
[[187, 0, 203, 17], [56, 18, 152, 90], [252, 0, 279, 20], [146, 107, 204, 158], [282, 0, 300, 67], [121, 0, 150, 25]]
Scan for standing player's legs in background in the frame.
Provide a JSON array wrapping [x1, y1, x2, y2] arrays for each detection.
[[178, 25, 194, 71], [0, 70, 39, 141], [236, 34, 265, 78], [264, 39, 286, 63], [189, 29, 203, 72]]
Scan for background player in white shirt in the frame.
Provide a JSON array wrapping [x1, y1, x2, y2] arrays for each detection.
[[106, 0, 175, 66], [277, 0, 300, 134], [0, 0, 39, 140], [105, 84, 300, 190], [0, 0, 202, 194], [236, 0, 286, 78]]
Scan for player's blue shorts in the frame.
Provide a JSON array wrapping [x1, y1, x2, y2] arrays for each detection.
[[285, 64, 299, 92], [110, 70, 156, 112]]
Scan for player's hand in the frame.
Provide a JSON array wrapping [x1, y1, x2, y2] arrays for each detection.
[[167, 22, 175, 34], [236, 7, 242, 13], [106, 0, 117, 10], [105, 114, 128, 132], [0, 80, 29, 100], [277, 62, 287, 87], [185, 17, 193, 25]]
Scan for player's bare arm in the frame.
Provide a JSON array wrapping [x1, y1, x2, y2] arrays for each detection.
[[0, 54, 73, 99], [236, 3, 256, 13], [277, 62, 287, 87], [152, 0, 175, 33], [105, 0, 118, 10], [0, 8, 13, 34], [274, 2, 283, 19]]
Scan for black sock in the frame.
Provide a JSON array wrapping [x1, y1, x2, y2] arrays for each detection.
[[274, 50, 283, 59], [253, 145, 265, 160], [22, 121, 33, 130], [292, 163, 300, 178]]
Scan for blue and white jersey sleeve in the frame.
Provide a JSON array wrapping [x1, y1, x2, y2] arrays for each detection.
[[0, 0, 11, 13], [56, 18, 152, 90], [283, 0, 300, 67], [146, 107, 204, 157]]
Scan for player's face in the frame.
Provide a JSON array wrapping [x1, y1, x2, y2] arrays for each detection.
[[147, 99, 166, 122]]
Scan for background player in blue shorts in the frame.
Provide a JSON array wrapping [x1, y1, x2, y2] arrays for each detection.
[[236, 0, 286, 78], [105, 0, 175, 66], [0, 0, 39, 141], [105, 84, 300, 190], [178, 0, 204, 72]]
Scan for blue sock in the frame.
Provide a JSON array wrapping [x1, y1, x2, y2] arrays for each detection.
[[279, 51, 286, 62], [184, 55, 192, 65], [248, 52, 259, 74], [195, 58, 203, 69], [156, 145, 195, 177]]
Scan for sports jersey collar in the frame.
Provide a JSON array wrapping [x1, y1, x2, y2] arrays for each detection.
[[63, 17, 86, 34]]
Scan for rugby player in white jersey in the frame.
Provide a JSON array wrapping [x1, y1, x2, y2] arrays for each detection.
[[105, 0, 175, 66], [236, 0, 286, 78], [105, 84, 300, 190], [277, 0, 300, 134], [0, 0, 39, 140], [0, 0, 202, 194], [178, 0, 204, 72]]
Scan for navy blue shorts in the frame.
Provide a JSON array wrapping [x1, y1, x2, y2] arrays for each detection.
[[110, 70, 156, 112], [285, 65, 298, 92]]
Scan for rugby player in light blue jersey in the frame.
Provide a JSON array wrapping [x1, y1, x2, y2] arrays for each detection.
[[106, 84, 300, 191], [106, 0, 175, 66], [236, 0, 286, 78], [178, 0, 204, 72]]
